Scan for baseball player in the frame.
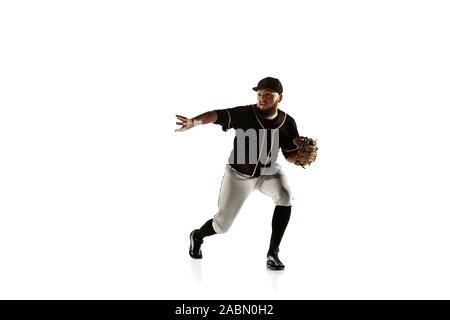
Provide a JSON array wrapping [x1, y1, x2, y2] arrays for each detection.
[[175, 77, 317, 270]]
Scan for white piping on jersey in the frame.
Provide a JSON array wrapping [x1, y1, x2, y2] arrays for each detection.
[[281, 146, 300, 152], [226, 110, 231, 129], [251, 129, 267, 178], [264, 129, 278, 166], [250, 106, 288, 177]]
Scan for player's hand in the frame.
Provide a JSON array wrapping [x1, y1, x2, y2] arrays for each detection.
[[175, 114, 195, 132], [292, 136, 318, 168]]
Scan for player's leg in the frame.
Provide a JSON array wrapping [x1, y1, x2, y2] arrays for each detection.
[[266, 205, 291, 270], [256, 165, 293, 207], [212, 165, 254, 233], [256, 167, 293, 269], [189, 165, 254, 259]]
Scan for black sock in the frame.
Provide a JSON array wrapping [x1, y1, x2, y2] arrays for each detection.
[[195, 219, 216, 240], [268, 205, 291, 255]]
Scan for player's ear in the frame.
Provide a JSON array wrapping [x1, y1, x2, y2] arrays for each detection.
[[278, 94, 283, 103]]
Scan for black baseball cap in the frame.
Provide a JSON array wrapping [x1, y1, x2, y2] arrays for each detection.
[[252, 77, 283, 94]]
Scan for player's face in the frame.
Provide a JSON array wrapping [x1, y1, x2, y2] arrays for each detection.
[[257, 89, 282, 110]]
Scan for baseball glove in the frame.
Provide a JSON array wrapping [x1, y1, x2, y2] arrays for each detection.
[[293, 136, 318, 168]]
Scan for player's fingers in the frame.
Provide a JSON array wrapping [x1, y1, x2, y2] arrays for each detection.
[[175, 127, 186, 132], [176, 114, 187, 120], [176, 121, 184, 125]]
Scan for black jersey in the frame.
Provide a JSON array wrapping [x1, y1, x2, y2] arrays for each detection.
[[213, 104, 300, 177]]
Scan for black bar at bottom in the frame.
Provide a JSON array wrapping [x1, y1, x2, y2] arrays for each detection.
[[0, 300, 447, 319]]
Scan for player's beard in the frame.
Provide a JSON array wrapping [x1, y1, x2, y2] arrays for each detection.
[[256, 103, 278, 118]]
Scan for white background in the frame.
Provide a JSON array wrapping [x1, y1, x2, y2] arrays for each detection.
[[1, 0, 449, 299]]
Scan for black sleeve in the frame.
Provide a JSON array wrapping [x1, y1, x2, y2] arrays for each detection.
[[280, 116, 300, 157], [212, 106, 247, 131], [213, 109, 232, 131]]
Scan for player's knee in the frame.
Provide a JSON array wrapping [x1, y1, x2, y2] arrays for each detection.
[[212, 217, 233, 234], [276, 188, 293, 206]]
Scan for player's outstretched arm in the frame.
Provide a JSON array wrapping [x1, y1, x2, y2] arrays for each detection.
[[175, 111, 218, 132]]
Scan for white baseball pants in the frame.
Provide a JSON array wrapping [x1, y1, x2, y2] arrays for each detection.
[[212, 164, 293, 234]]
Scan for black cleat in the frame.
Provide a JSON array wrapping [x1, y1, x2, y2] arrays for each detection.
[[189, 230, 203, 259], [267, 249, 285, 270]]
